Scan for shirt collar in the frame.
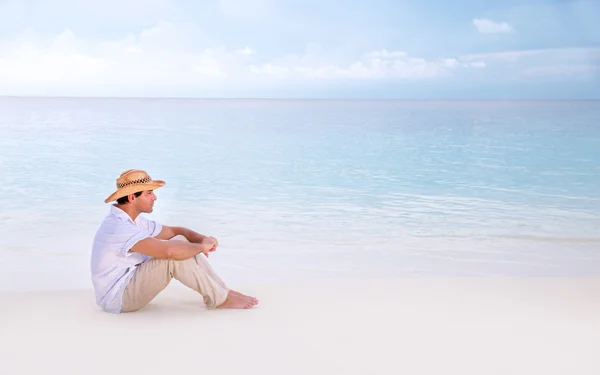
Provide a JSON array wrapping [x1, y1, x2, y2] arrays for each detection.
[[109, 204, 136, 224]]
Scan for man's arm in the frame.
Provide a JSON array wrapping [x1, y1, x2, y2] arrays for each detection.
[[130, 237, 214, 260], [155, 225, 208, 243]]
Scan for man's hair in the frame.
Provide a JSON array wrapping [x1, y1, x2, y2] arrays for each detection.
[[116, 191, 143, 205]]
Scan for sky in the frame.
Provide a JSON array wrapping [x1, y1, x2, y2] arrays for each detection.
[[0, 0, 598, 99]]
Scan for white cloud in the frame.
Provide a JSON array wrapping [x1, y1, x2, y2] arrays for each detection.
[[194, 57, 228, 77], [366, 50, 408, 59], [0, 28, 480, 94], [0, 29, 110, 85], [249, 49, 469, 81], [461, 47, 599, 64], [250, 63, 289, 78], [473, 18, 514, 34], [469, 61, 486, 69], [237, 47, 256, 56], [442, 58, 460, 68], [4, 22, 596, 96], [459, 47, 600, 80], [0, 26, 224, 88], [462, 50, 539, 63]]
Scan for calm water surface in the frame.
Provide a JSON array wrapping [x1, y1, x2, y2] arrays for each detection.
[[0, 98, 599, 291]]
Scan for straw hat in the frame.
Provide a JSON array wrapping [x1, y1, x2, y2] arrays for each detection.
[[104, 169, 166, 203]]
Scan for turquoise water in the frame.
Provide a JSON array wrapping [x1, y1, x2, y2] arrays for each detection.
[[1, 98, 599, 291]]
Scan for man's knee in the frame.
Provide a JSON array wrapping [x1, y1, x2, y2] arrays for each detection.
[[170, 235, 189, 242]]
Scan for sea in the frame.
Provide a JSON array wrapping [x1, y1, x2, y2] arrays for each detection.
[[0, 98, 599, 292]]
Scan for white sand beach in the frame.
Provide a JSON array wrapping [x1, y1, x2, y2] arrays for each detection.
[[1, 277, 600, 375]]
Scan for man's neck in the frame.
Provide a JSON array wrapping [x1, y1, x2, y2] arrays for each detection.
[[114, 203, 141, 221]]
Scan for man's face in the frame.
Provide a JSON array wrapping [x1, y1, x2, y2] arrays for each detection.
[[134, 190, 157, 213]]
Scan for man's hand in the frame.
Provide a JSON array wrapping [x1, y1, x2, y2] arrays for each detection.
[[202, 236, 219, 256]]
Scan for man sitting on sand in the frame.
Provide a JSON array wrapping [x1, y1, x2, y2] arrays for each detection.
[[91, 169, 258, 313]]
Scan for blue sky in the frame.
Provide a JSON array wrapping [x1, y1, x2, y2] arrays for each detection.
[[0, 0, 598, 98]]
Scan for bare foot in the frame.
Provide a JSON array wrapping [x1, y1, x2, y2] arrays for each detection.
[[217, 291, 258, 309], [230, 290, 259, 305]]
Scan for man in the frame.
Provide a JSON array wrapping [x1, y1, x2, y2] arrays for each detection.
[[91, 169, 258, 313]]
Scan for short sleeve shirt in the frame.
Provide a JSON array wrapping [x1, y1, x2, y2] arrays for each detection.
[[90, 205, 163, 313]]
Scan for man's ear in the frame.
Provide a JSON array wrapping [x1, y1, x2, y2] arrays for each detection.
[[128, 193, 136, 201]]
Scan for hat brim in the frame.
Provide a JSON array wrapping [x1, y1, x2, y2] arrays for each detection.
[[104, 180, 166, 203]]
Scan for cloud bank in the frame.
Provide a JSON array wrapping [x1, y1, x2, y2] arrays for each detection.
[[0, 14, 597, 97], [0, 24, 487, 90]]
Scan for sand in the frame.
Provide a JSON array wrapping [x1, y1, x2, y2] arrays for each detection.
[[1, 277, 600, 375]]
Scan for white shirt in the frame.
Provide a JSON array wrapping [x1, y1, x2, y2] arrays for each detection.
[[90, 205, 163, 313]]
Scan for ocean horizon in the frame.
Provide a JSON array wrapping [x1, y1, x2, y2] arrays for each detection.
[[1, 97, 599, 291], [2, 96, 599, 101]]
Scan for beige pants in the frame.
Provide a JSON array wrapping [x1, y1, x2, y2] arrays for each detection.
[[121, 240, 230, 312]]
